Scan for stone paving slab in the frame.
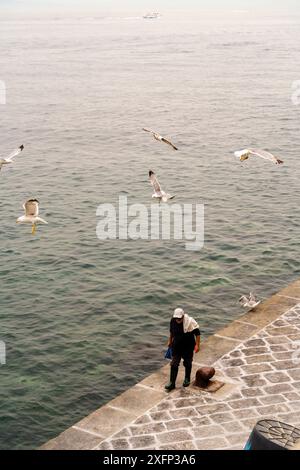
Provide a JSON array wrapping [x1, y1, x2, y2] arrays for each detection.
[[41, 279, 300, 450]]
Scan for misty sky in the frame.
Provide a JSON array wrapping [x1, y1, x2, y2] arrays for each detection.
[[2, 0, 300, 11]]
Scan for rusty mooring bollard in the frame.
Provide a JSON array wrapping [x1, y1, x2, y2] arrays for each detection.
[[195, 367, 215, 388]]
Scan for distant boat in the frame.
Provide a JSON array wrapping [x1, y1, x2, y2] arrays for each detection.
[[143, 12, 161, 19]]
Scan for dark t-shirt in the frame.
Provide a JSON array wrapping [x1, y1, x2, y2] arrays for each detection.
[[170, 318, 201, 354]]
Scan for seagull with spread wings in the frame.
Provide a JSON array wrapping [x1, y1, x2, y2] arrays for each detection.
[[0, 145, 24, 172], [234, 148, 283, 165], [149, 170, 175, 202], [143, 128, 178, 151], [239, 293, 261, 309], [17, 199, 48, 235]]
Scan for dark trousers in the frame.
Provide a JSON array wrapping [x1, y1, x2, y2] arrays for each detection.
[[171, 349, 193, 376]]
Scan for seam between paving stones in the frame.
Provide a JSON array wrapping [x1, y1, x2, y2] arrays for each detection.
[[72, 426, 103, 438], [214, 334, 241, 342]]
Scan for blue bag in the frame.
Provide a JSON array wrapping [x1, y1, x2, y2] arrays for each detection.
[[164, 346, 173, 360]]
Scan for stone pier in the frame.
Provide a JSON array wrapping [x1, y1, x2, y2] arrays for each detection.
[[41, 279, 300, 450]]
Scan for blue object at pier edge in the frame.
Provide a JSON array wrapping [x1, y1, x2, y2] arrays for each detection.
[[164, 347, 173, 360]]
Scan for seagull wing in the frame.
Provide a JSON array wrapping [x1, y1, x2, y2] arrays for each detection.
[[5, 145, 24, 162], [234, 149, 249, 158], [161, 137, 178, 151], [149, 171, 161, 194], [249, 292, 257, 302], [249, 148, 283, 164], [24, 199, 39, 217], [142, 128, 155, 135], [239, 295, 249, 305]]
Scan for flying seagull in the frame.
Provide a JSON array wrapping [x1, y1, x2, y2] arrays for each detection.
[[234, 148, 283, 165], [239, 293, 261, 309], [143, 128, 178, 151], [17, 199, 48, 235], [149, 170, 175, 202], [0, 145, 24, 172]]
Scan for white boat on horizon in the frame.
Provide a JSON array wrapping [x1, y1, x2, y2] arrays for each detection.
[[143, 12, 161, 19]]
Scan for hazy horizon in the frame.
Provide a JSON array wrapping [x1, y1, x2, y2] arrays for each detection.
[[1, 0, 300, 16]]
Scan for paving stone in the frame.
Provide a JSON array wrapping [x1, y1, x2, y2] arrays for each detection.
[[241, 347, 269, 357], [246, 354, 274, 364], [169, 408, 199, 419], [287, 319, 300, 325], [129, 435, 156, 449], [207, 412, 235, 423], [221, 421, 247, 433], [264, 336, 291, 345], [149, 411, 172, 422], [287, 342, 300, 351], [270, 345, 289, 353], [129, 422, 166, 436], [229, 350, 242, 358], [257, 331, 270, 338], [226, 433, 250, 446], [216, 321, 259, 342], [109, 438, 131, 450], [289, 401, 300, 411], [264, 383, 293, 394], [273, 320, 289, 327], [134, 414, 152, 425], [40, 427, 103, 450], [165, 419, 192, 430], [229, 390, 245, 399], [288, 369, 300, 381], [225, 445, 245, 450], [75, 405, 136, 437], [95, 440, 113, 450], [197, 403, 231, 416], [190, 416, 212, 426], [223, 358, 245, 367], [242, 374, 268, 388], [233, 408, 259, 420], [242, 363, 272, 375], [195, 437, 228, 450], [266, 326, 298, 336], [272, 360, 299, 370], [257, 404, 291, 415], [244, 339, 266, 348], [224, 367, 242, 378], [264, 371, 291, 383], [192, 424, 224, 439], [158, 441, 196, 450], [158, 430, 193, 444], [275, 411, 300, 424], [174, 398, 203, 409], [273, 352, 293, 360], [241, 388, 265, 398], [240, 418, 261, 430], [259, 395, 287, 405], [229, 398, 261, 410], [285, 392, 300, 401], [293, 381, 300, 389], [113, 428, 132, 438], [288, 333, 300, 341], [154, 401, 175, 412]]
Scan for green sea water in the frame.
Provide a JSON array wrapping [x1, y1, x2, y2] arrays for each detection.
[[1, 10, 300, 448]]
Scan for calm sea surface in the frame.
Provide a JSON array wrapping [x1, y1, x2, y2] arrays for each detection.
[[1, 10, 300, 449]]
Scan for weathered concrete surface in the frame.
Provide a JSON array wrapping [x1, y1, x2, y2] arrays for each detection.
[[41, 279, 300, 450]]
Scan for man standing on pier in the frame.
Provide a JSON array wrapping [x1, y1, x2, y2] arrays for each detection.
[[165, 308, 201, 392]]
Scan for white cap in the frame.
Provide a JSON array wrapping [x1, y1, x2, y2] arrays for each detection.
[[173, 308, 185, 319]]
